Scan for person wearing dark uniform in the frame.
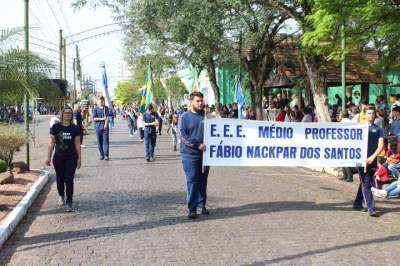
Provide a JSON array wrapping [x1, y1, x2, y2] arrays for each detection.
[[73, 104, 84, 147], [353, 105, 384, 217], [93, 96, 110, 160], [143, 104, 158, 162], [46, 106, 81, 212], [179, 92, 210, 219]]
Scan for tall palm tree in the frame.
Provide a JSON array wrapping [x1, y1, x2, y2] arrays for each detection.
[[0, 28, 55, 105]]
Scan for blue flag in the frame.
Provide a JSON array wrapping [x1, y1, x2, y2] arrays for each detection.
[[100, 64, 111, 106], [235, 78, 245, 119], [101, 65, 108, 89]]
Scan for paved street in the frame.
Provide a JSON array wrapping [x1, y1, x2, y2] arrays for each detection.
[[1, 116, 400, 265]]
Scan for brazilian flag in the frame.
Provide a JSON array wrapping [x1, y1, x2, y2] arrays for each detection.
[[140, 64, 153, 113], [145, 64, 153, 107], [139, 87, 146, 113]]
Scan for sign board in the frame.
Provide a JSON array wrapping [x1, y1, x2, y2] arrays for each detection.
[[203, 118, 368, 167]]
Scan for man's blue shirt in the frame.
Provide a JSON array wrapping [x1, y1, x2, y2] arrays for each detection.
[[93, 106, 109, 131], [179, 111, 204, 159]]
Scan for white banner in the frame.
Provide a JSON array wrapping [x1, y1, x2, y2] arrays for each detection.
[[203, 118, 368, 167]]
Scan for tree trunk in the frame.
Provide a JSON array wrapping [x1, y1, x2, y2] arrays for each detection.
[[254, 82, 264, 120], [245, 61, 273, 120], [303, 57, 331, 122], [205, 58, 221, 112], [361, 83, 369, 103]]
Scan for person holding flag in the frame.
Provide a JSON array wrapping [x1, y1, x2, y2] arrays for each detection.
[[142, 64, 157, 161], [93, 96, 110, 161], [179, 91, 210, 219]]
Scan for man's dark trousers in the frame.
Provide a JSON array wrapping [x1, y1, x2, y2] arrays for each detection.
[[96, 128, 109, 157], [144, 127, 156, 159], [182, 158, 210, 211], [354, 166, 376, 211]]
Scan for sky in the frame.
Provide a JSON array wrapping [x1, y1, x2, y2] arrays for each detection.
[[0, 0, 124, 97]]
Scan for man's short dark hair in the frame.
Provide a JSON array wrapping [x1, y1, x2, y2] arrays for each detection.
[[365, 105, 376, 112], [393, 106, 400, 112], [147, 104, 154, 110], [189, 91, 204, 101], [99, 96, 105, 101]]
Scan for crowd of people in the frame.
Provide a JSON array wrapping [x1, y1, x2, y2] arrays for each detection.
[[0, 106, 25, 123], [43, 91, 400, 217]]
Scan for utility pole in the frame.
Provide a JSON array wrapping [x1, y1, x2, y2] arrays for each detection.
[[341, 18, 346, 112], [73, 58, 76, 104], [76, 45, 82, 92], [63, 38, 66, 81], [59, 29, 63, 80], [24, 0, 30, 168]]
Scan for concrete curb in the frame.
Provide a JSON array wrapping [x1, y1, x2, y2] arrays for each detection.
[[0, 169, 49, 249]]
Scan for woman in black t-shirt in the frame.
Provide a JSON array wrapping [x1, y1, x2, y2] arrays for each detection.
[[46, 106, 81, 212]]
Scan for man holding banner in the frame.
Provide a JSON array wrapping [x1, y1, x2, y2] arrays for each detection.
[[353, 106, 384, 217], [179, 92, 210, 219]]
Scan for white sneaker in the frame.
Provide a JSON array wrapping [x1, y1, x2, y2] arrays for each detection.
[[66, 204, 73, 212], [374, 189, 387, 198], [129, 134, 134, 137], [58, 196, 65, 206]]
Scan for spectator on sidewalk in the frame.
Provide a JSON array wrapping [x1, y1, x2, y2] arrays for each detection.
[[372, 180, 400, 199]]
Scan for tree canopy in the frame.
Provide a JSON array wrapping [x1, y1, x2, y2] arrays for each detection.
[[0, 28, 56, 105], [73, 0, 400, 120]]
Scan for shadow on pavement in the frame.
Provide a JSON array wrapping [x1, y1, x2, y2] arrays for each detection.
[[5, 199, 400, 255], [247, 234, 400, 265]]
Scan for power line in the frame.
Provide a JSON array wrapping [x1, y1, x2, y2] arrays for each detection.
[[29, 6, 57, 40], [29, 35, 58, 47], [45, 0, 63, 30], [31, 1, 58, 39], [56, 0, 74, 42], [64, 23, 122, 38], [67, 29, 122, 45], [10, 36, 74, 60]]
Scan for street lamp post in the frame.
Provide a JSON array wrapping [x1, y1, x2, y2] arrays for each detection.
[[24, 0, 30, 168]]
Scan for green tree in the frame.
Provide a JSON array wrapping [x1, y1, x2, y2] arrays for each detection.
[[222, 0, 290, 119], [166, 74, 188, 101], [115, 81, 138, 105], [0, 28, 54, 105], [262, 0, 400, 121], [303, 0, 400, 69]]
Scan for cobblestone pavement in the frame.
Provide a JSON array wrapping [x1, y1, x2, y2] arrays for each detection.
[[1, 116, 400, 265]]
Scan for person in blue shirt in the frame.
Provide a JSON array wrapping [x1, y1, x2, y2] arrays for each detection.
[[108, 105, 115, 128], [93, 96, 110, 160], [46, 106, 81, 212], [143, 104, 158, 162], [353, 105, 384, 217], [179, 91, 209, 219], [390, 106, 400, 140]]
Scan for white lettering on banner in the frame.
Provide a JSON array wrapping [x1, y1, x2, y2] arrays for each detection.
[[203, 118, 368, 167]]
